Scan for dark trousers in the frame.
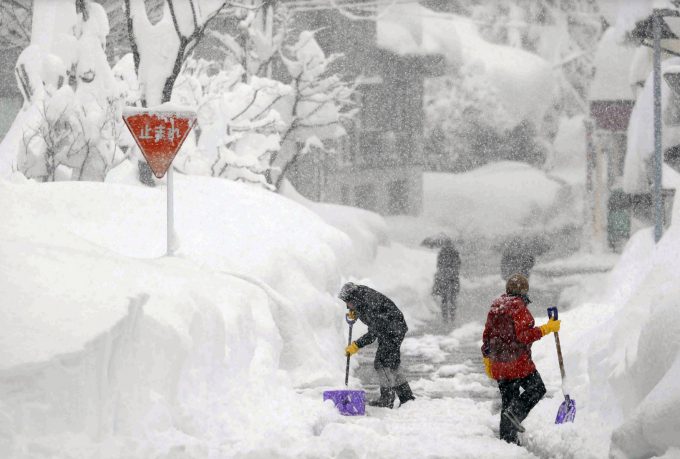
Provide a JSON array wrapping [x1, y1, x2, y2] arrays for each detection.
[[373, 328, 407, 370], [497, 370, 546, 443]]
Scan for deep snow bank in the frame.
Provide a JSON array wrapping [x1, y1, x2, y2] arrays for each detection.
[[279, 178, 388, 268], [519, 191, 680, 458], [419, 161, 578, 243], [0, 174, 384, 456]]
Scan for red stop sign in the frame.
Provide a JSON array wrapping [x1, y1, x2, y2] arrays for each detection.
[[123, 109, 196, 178]]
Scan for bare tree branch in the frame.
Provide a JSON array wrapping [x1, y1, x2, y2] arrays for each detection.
[[189, 0, 199, 30], [230, 89, 260, 120], [229, 1, 264, 11], [252, 94, 284, 121], [183, 2, 229, 59], [166, 0, 184, 41], [123, 0, 142, 91], [0, 0, 31, 48]]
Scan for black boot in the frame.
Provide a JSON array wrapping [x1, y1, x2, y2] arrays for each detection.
[[394, 382, 415, 406], [368, 387, 395, 408], [502, 410, 526, 433]]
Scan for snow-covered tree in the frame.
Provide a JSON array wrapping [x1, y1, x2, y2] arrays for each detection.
[[122, 0, 264, 185], [170, 5, 355, 190], [268, 29, 356, 189], [424, 0, 602, 172], [171, 57, 289, 187], [424, 62, 512, 171], [469, 0, 602, 115], [123, 0, 232, 106], [15, 0, 128, 182], [0, 0, 31, 51]]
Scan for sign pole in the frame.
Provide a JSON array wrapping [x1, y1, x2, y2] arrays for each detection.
[[653, 10, 663, 243], [167, 166, 174, 256], [122, 107, 196, 257]]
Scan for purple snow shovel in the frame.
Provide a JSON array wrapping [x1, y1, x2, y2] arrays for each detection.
[[548, 307, 576, 424], [323, 314, 365, 416]]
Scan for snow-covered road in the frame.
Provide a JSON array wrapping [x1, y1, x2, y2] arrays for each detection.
[[325, 237, 606, 459]]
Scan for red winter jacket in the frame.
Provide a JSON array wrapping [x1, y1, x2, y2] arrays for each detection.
[[481, 294, 543, 380]]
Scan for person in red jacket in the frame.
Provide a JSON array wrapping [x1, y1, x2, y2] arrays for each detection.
[[481, 273, 560, 444]]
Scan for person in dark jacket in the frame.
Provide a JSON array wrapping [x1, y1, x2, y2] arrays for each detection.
[[500, 246, 535, 281], [481, 273, 560, 444], [432, 243, 461, 323], [338, 282, 415, 408]]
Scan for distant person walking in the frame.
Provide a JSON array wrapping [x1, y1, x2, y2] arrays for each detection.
[[481, 273, 560, 444], [500, 244, 535, 280], [432, 243, 461, 323], [339, 282, 416, 408]]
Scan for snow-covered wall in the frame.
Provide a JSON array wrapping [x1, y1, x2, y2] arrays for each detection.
[[377, 3, 555, 128], [0, 173, 384, 456], [422, 161, 578, 240], [624, 57, 680, 194], [532, 178, 680, 458]]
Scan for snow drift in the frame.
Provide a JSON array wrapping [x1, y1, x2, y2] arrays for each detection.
[[0, 173, 384, 457]]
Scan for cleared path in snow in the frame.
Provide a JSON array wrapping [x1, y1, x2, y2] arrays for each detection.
[[343, 237, 581, 458], [353, 270, 565, 404]]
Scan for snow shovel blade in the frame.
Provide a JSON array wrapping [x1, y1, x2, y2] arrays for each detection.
[[555, 395, 576, 424], [323, 389, 365, 416]]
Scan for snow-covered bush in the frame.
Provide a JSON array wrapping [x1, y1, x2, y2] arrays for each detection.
[[471, 0, 601, 114], [269, 30, 357, 188], [425, 63, 549, 171], [15, 1, 127, 182], [171, 15, 355, 189], [171, 58, 289, 187], [424, 63, 511, 171]]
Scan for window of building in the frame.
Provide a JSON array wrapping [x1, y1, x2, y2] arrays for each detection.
[[359, 131, 382, 162], [383, 131, 398, 161], [360, 87, 382, 131], [387, 179, 409, 215], [355, 183, 377, 211], [665, 91, 680, 126], [337, 134, 352, 167], [341, 185, 351, 205]]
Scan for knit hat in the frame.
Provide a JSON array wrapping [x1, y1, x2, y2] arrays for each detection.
[[338, 282, 359, 302]]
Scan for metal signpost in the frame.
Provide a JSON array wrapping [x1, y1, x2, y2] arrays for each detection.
[[653, 10, 664, 243], [123, 109, 196, 256]]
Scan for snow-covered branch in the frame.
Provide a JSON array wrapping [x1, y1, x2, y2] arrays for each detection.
[[124, 0, 232, 105], [0, 0, 31, 49]]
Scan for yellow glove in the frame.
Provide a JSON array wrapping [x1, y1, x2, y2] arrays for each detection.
[[347, 310, 357, 321], [540, 319, 561, 336], [345, 341, 359, 356], [483, 357, 493, 379]]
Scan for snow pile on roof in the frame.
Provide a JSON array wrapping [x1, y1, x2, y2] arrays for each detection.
[[589, 27, 637, 101], [422, 161, 577, 241], [376, 3, 461, 62], [377, 3, 555, 127], [0, 173, 386, 457], [611, 0, 678, 40], [550, 115, 587, 185], [629, 46, 653, 89], [624, 56, 680, 194]]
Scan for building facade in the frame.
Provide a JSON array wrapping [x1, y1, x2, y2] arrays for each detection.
[[284, 5, 443, 215], [587, 27, 638, 251]]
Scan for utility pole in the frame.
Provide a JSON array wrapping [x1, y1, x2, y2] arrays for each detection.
[[652, 10, 664, 243]]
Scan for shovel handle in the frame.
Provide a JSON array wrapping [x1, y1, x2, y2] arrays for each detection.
[[344, 321, 354, 386], [547, 308, 566, 381]]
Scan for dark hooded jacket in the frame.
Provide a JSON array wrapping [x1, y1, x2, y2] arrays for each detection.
[[433, 245, 461, 297], [347, 285, 408, 369]]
